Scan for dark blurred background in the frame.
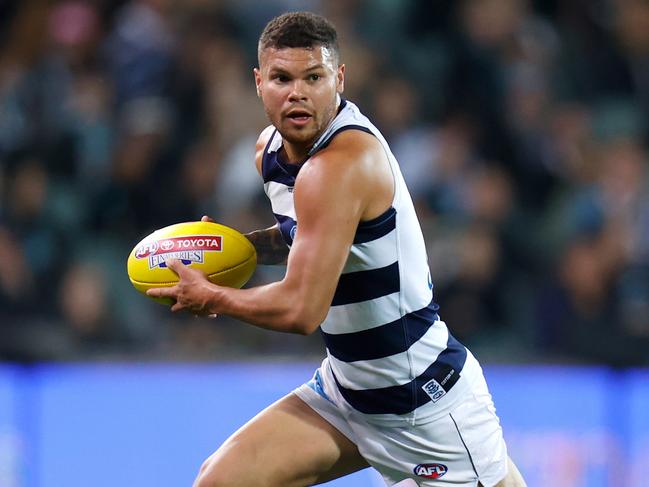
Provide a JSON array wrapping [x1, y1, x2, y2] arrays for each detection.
[[1, 0, 648, 366]]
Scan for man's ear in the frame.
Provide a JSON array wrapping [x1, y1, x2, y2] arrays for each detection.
[[336, 64, 345, 94], [254, 67, 262, 97]]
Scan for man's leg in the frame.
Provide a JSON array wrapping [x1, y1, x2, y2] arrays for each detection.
[[193, 393, 369, 487], [481, 457, 527, 487]]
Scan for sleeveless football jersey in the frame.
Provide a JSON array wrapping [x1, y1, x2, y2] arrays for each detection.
[[262, 99, 481, 425]]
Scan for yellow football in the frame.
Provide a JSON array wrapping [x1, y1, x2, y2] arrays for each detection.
[[127, 221, 256, 304]]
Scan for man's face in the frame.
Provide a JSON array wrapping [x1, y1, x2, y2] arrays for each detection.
[[254, 45, 344, 151]]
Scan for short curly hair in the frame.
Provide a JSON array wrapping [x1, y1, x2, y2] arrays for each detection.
[[258, 12, 339, 65]]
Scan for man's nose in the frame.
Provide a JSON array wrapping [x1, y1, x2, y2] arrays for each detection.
[[288, 80, 308, 101]]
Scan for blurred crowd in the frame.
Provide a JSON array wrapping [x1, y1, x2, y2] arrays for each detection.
[[1, 0, 648, 365]]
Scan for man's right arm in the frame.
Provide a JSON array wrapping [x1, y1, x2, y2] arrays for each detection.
[[245, 225, 288, 265]]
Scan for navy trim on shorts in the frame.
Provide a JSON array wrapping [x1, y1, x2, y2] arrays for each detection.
[[332, 333, 467, 415]]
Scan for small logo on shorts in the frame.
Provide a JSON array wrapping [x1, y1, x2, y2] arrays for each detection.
[[414, 463, 448, 479], [421, 378, 446, 403]]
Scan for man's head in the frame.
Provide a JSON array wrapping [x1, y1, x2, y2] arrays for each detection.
[[258, 12, 340, 67], [255, 12, 344, 158]]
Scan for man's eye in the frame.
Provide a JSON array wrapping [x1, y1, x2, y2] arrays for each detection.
[[274, 75, 289, 82], [308, 74, 321, 81]]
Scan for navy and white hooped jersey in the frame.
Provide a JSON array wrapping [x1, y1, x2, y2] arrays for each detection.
[[262, 99, 481, 425]]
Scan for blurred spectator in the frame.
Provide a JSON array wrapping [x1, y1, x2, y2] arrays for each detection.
[[0, 225, 33, 316], [612, 0, 649, 136], [538, 131, 649, 364], [370, 75, 436, 202], [58, 261, 131, 357]]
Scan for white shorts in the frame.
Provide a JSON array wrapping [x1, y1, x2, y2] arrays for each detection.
[[293, 360, 508, 487]]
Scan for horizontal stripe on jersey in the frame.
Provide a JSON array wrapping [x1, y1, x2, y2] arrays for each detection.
[[353, 207, 396, 244], [321, 299, 439, 362], [262, 162, 298, 187], [332, 262, 400, 306], [331, 331, 467, 415], [328, 318, 451, 389], [321, 292, 401, 334], [265, 181, 297, 220], [343, 228, 399, 274]]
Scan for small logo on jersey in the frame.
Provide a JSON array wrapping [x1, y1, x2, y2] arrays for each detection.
[[290, 225, 297, 240], [427, 271, 433, 290], [421, 378, 446, 402], [414, 463, 448, 479]]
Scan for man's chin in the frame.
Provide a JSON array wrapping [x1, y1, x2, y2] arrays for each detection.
[[279, 127, 318, 147]]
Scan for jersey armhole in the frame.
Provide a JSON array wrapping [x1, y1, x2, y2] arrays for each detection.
[[308, 125, 374, 156], [260, 129, 278, 182]]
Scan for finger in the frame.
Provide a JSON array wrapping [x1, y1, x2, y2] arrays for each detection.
[[208, 314, 218, 319], [147, 286, 177, 298], [165, 258, 184, 275], [201, 215, 215, 223], [171, 302, 184, 312]]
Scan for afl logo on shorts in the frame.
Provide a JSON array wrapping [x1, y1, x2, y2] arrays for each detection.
[[414, 463, 448, 479]]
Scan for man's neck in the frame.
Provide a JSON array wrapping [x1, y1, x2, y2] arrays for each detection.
[[281, 144, 310, 165]]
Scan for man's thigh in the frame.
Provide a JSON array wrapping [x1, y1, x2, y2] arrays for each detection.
[[483, 457, 527, 487], [194, 392, 369, 487]]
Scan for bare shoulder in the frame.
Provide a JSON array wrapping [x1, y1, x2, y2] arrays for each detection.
[[254, 125, 276, 175], [299, 129, 394, 221], [321, 129, 386, 168]]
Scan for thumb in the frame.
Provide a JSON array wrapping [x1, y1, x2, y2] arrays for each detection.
[[201, 215, 215, 223]]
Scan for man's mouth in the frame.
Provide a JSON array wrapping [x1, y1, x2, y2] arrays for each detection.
[[285, 110, 312, 125]]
